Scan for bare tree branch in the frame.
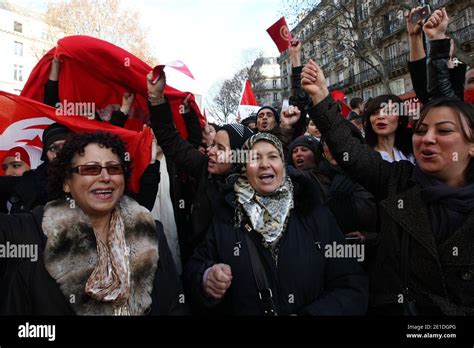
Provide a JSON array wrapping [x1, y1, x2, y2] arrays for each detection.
[[44, 0, 157, 65]]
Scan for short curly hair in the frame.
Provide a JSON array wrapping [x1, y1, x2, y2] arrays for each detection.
[[48, 131, 132, 200]]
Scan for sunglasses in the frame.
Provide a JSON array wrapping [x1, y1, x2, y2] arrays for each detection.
[[69, 164, 124, 176]]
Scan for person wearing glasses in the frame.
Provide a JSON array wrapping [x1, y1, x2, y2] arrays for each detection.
[[0, 131, 187, 315]]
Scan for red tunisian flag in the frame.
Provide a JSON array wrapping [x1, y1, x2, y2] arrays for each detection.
[[20, 35, 205, 137], [238, 79, 260, 120], [266, 17, 293, 53], [0, 91, 152, 193], [330, 90, 351, 118], [152, 60, 195, 82]]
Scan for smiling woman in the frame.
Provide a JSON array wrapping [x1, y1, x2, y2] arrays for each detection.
[[184, 132, 368, 315], [0, 132, 187, 315], [301, 57, 474, 315]]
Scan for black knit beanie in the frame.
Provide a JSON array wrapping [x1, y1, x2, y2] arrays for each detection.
[[41, 123, 71, 161], [219, 124, 255, 151], [256, 106, 280, 124], [287, 135, 321, 166]]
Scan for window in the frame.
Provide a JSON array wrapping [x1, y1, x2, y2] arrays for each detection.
[[273, 93, 278, 102], [338, 71, 344, 82], [272, 80, 277, 88], [374, 85, 384, 97], [363, 88, 373, 100], [14, 41, 23, 56], [14, 21, 22, 33], [321, 54, 328, 66], [13, 64, 23, 81], [327, 75, 332, 86], [389, 78, 405, 95], [360, 60, 370, 71], [386, 43, 398, 60]]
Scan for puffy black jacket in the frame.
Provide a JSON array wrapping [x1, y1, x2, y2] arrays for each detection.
[[184, 172, 368, 315]]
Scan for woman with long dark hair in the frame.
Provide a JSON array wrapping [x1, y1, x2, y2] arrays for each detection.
[[363, 95, 415, 164], [302, 59, 474, 315]]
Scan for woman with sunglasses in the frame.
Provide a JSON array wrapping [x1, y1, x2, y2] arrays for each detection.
[[0, 131, 187, 315]]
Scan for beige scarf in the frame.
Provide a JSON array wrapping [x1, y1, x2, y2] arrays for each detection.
[[85, 206, 131, 315]]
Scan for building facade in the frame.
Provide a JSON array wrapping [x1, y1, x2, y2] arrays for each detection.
[[252, 57, 282, 109], [278, 0, 473, 103], [0, 1, 62, 94]]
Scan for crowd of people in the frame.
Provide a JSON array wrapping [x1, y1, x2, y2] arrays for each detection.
[[0, 6, 473, 316]]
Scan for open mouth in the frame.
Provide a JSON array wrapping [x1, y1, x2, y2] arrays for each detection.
[[258, 173, 275, 184], [91, 188, 114, 200], [295, 158, 305, 168], [420, 149, 437, 159], [375, 122, 387, 128]]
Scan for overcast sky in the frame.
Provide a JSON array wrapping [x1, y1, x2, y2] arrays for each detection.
[[14, 0, 287, 107]]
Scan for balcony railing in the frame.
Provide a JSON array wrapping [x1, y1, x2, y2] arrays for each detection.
[[431, 0, 452, 9], [387, 52, 409, 72], [451, 23, 474, 44], [334, 53, 344, 63], [372, 29, 384, 45], [372, 0, 389, 12], [329, 80, 349, 91], [353, 67, 379, 85], [383, 18, 405, 39]]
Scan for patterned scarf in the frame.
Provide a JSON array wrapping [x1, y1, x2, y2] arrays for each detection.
[[85, 206, 131, 315], [235, 133, 294, 251]]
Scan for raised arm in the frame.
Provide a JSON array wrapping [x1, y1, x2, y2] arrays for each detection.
[[44, 58, 60, 107], [289, 39, 310, 139], [274, 105, 301, 157], [181, 94, 203, 148], [423, 8, 458, 100], [110, 92, 135, 127], [147, 71, 208, 179], [406, 7, 429, 104], [301, 60, 406, 201]]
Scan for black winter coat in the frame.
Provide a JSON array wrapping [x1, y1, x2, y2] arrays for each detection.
[[408, 39, 467, 104], [0, 198, 187, 315], [310, 160, 377, 234], [149, 100, 235, 250], [184, 173, 368, 315], [309, 96, 474, 315], [0, 162, 49, 214]]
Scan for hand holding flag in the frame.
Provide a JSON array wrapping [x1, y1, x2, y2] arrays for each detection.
[[267, 17, 293, 53], [152, 60, 195, 84]]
